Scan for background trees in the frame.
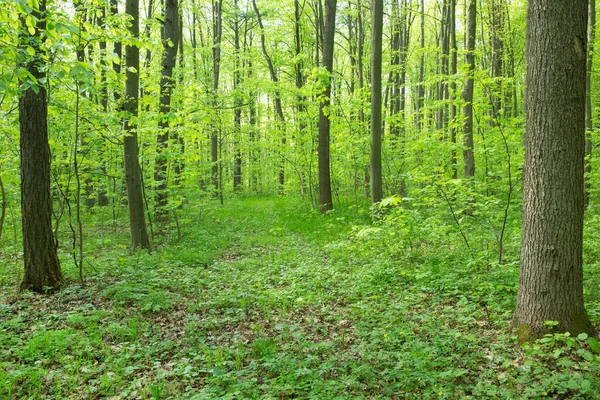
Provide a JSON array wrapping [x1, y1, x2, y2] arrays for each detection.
[[0, 0, 597, 340]]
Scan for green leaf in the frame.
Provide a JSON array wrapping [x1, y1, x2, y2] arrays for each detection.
[[587, 337, 600, 353], [577, 332, 588, 341], [26, 46, 35, 56]]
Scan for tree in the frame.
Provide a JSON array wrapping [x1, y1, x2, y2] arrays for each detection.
[[462, 0, 476, 178], [585, 0, 596, 206], [513, 0, 594, 343], [318, 0, 337, 213], [369, 0, 383, 204], [18, 0, 63, 292], [154, 0, 179, 218], [123, 0, 151, 250], [252, 0, 287, 193]]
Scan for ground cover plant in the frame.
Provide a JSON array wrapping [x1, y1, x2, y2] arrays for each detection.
[[2, 196, 600, 399]]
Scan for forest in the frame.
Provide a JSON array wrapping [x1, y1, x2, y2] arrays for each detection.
[[2, 0, 600, 398]]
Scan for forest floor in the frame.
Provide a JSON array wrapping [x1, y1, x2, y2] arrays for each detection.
[[1, 196, 600, 399]]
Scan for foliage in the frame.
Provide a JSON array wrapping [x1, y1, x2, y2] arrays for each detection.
[[2, 196, 600, 399]]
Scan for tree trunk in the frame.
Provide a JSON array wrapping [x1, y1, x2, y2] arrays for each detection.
[[318, 0, 337, 213], [123, 0, 151, 251], [211, 0, 223, 197], [416, 0, 425, 131], [154, 0, 179, 218], [370, 0, 383, 204], [233, 0, 243, 191], [449, 0, 457, 179], [585, 0, 595, 207], [462, 0, 476, 177], [18, 0, 63, 292], [252, 0, 287, 193], [513, 0, 594, 343]]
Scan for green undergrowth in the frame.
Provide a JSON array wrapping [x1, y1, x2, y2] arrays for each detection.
[[1, 195, 600, 399]]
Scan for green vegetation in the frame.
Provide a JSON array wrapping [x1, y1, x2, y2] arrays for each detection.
[[2, 196, 600, 399]]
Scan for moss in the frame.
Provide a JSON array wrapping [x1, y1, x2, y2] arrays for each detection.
[[567, 309, 596, 337], [516, 324, 533, 344]]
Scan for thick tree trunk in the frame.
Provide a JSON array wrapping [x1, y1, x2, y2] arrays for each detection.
[[318, 0, 337, 213], [18, 0, 62, 292], [123, 0, 150, 251], [462, 0, 476, 178], [585, 0, 595, 207], [154, 0, 179, 218], [370, 0, 383, 204], [513, 0, 594, 343]]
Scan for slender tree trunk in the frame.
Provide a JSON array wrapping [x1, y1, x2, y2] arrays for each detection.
[[370, 0, 383, 204], [0, 176, 5, 242], [318, 0, 337, 212], [489, 0, 504, 120], [97, 3, 110, 207], [18, 0, 62, 292], [123, 0, 151, 250], [462, 0, 476, 177], [449, 0, 457, 179], [513, 0, 594, 343], [173, 10, 185, 187], [211, 0, 223, 197], [154, 0, 179, 218], [416, 0, 425, 131], [233, 0, 243, 191], [585, 0, 595, 207], [252, 0, 287, 193]]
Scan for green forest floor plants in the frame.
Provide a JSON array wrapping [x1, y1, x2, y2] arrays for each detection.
[[1, 196, 600, 398]]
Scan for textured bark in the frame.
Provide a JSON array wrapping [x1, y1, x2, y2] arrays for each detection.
[[318, 0, 337, 213], [252, 0, 287, 192], [513, 0, 594, 343], [370, 0, 383, 204], [462, 0, 476, 178], [585, 0, 595, 207], [154, 0, 179, 217], [18, 0, 62, 292], [123, 0, 150, 251]]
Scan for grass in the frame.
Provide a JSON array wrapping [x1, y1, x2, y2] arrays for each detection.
[[1, 195, 600, 399]]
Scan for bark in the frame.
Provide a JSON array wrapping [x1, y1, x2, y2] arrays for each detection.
[[370, 0, 383, 204], [436, 0, 450, 132], [123, 0, 150, 250], [0, 176, 5, 241], [415, 0, 425, 131], [211, 0, 222, 196], [111, 0, 122, 102], [462, 0, 476, 177], [18, 0, 63, 292], [97, 3, 110, 207], [154, 0, 179, 217], [233, 0, 243, 191], [449, 0, 457, 179], [489, 0, 504, 120], [317, 0, 337, 213], [513, 0, 594, 343], [585, 0, 595, 207], [252, 0, 287, 192], [173, 10, 185, 187]]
